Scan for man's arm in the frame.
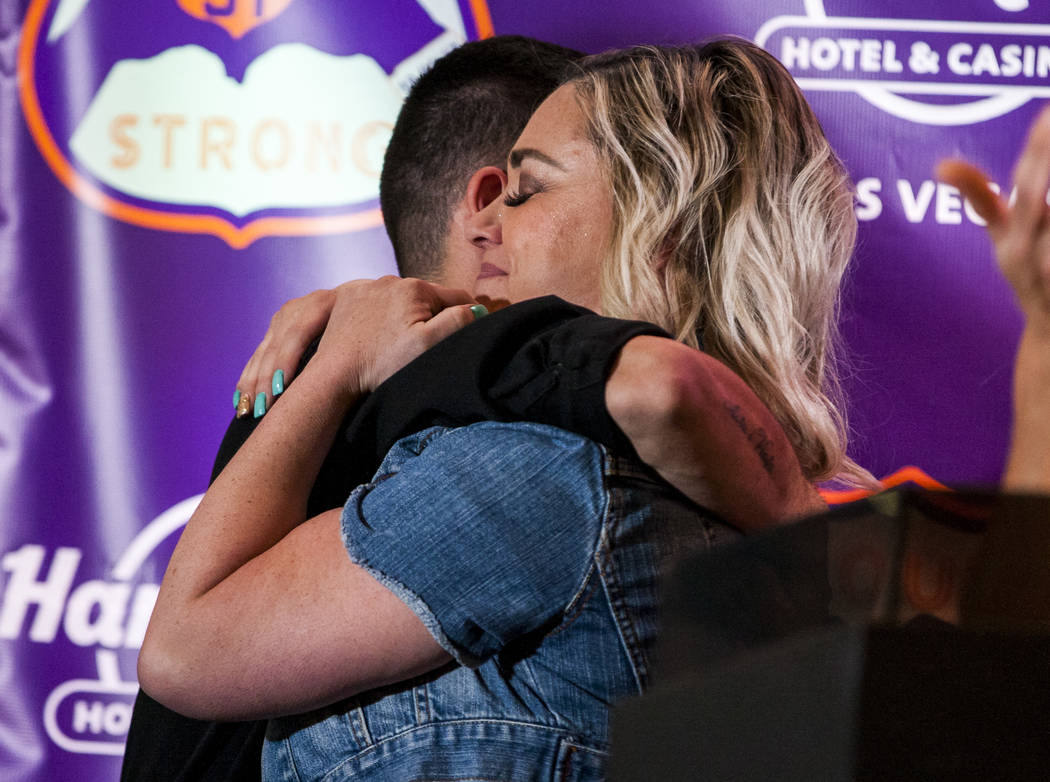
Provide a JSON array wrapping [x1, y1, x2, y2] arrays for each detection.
[[232, 294, 823, 528], [450, 300, 823, 527], [606, 336, 825, 528]]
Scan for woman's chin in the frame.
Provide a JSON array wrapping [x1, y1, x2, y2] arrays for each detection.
[[475, 295, 512, 312], [473, 278, 509, 306]]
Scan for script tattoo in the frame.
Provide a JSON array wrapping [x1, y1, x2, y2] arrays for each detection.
[[723, 401, 775, 476]]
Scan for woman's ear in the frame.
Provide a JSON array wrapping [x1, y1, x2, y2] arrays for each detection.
[[465, 166, 508, 214]]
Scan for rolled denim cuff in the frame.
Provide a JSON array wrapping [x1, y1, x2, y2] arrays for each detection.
[[342, 523, 483, 667], [339, 422, 606, 667]]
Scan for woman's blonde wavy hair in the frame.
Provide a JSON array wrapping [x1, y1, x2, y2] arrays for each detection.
[[568, 38, 872, 485]]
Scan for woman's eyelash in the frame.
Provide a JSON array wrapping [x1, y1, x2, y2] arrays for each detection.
[[503, 189, 533, 207]]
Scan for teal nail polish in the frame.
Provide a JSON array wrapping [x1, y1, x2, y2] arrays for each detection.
[[272, 369, 285, 396], [470, 304, 489, 320], [253, 392, 267, 418], [232, 389, 241, 409]]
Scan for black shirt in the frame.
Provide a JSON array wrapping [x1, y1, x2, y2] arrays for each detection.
[[120, 297, 667, 782]]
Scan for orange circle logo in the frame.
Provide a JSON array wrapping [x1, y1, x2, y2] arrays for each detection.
[[18, 0, 493, 248]]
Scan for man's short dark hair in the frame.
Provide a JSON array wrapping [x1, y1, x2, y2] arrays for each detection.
[[380, 35, 584, 279]]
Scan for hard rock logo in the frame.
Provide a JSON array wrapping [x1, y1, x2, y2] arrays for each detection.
[[19, 0, 494, 247], [1, 495, 201, 755]]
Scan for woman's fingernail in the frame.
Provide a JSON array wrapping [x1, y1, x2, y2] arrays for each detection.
[[470, 304, 489, 320], [236, 392, 252, 418], [233, 389, 241, 410], [272, 369, 285, 396], [253, 392, 267, 419]]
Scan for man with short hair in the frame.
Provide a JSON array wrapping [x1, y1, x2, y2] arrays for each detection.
[[381, 36, 585, 285]]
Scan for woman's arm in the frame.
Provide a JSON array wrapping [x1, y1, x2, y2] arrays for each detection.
[[139, 278, 476, 721], [938, 105, 1050, 493], [605, 336, 825, 528]]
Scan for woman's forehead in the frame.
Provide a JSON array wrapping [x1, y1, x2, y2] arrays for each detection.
[[512, 86, 592, 166]]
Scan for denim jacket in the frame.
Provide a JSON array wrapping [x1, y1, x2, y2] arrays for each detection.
[[263, 422, 738, 781]]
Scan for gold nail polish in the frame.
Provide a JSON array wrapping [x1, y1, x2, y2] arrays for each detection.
[[236, 392, 252, 418]]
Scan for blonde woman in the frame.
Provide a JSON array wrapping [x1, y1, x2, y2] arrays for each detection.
[[477, 40, 871, 487], [142, 39, 870, 781]]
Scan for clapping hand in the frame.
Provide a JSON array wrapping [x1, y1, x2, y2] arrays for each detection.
[[937, 105, 1050, 491], [937, 105, 1050, 327]]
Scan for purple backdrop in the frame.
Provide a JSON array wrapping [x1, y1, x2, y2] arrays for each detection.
[[0, 0, 1035, 778]]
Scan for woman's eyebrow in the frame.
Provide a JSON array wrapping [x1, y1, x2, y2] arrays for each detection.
[[508, 147, 565, 170]]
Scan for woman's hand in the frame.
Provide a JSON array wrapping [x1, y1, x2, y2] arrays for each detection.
[[311, 276, 481, 401], [937, 104, 1050, 491], [234, 288, 336, 417], [234, 279, 483, 417]]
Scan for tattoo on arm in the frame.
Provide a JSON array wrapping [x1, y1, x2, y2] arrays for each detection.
[[723, 401, 775, 475]]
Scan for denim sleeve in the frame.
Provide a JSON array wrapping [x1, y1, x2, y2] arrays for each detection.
[[340, 422, 607, 668]]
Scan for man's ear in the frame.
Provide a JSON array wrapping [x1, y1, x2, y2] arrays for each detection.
[[465, 166, 508, 214]]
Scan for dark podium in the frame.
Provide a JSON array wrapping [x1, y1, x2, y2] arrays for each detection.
[[610, 490, 1050, 781]]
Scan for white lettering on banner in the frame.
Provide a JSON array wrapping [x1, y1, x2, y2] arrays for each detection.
[[898, 180, 937, 224], [855, 177, 883, 221], [124, 582, 160, 649], [72, 700, 132, 736], [64, 581, 132, 648], [45, 680, 140, 757], [935, 184, 964, 225], [780, 37, 904, 73], [755, 4, 1050, 125], [0, 546, 81, 642], [946, 42, 1050, 78], [777, 36, 1050, 81], [0, 544, 157, 648], [8, 494, 204, 757], [853, 177, 1006, 225]]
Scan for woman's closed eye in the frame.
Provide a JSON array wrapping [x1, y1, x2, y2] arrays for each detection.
[[503, 173, 546, 208], [503, 189, 533, 207]]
